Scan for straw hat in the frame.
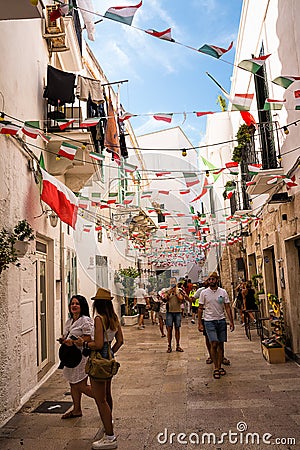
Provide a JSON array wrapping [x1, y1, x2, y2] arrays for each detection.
[[91, 287, 114, 300], [208, 271, 219, 279]]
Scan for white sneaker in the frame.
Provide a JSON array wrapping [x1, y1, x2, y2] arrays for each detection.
[[92, 435, 117, 449]]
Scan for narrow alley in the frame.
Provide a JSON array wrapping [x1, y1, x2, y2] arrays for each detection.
[[0, 318, 299, 450]]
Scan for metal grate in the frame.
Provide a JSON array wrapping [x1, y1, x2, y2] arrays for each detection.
[[32, 401, 73, 414]]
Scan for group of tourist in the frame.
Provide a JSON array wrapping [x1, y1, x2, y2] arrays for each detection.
[[57, 270, 237, 449]]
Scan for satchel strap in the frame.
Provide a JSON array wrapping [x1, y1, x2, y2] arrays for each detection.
[[98, 315, 113, 360]]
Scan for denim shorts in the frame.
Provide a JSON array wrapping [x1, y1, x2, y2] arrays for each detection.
[[166, 312, 182, 328], [204, 319, 227, 342], [100, 342, 114, 359]]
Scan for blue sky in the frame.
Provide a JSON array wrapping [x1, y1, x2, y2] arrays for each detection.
[[88, 0, 243, 146]]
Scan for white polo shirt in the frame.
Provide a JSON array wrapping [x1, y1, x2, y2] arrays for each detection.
[[199, 287, 230, 321], [134, 287, 148, 305]]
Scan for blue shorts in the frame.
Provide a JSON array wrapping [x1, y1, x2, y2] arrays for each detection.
[[204, 319, 227, 342], [100, 342, 114, 359], [166, 312, 182, 328]]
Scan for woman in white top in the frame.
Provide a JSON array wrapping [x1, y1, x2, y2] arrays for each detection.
[[82, 288, 124, 450], [60, 295, 94, 419]]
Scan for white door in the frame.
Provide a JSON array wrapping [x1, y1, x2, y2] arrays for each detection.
[[36, 243, 49, 369]]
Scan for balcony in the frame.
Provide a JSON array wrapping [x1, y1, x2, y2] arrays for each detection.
[[246, 167, 285, 196]]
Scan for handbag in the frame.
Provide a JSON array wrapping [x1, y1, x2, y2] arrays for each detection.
[[59, 343, 82, 368], [85, 316, 120, 380]]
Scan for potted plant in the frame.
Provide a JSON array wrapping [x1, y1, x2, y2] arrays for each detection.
[[115, 267, 140, 325], [0, 220, 35, 275]]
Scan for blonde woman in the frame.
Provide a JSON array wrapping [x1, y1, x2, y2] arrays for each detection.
[[81, 288, 124, 450]]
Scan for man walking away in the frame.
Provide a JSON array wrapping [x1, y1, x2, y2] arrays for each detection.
[[198, 272, 234, 379], [165, 283, 185, 353], [134, 284, 149, 330]]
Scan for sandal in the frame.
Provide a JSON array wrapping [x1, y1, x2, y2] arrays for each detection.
[[161, 334, 166, 337], [206, 357, 213, 364], [223, 357, 230, 366], [61, 411, 82, 419], [213, 369, 220, 379], [219, 368, 227, 376], [167, 346, 172, 353], [176, 346, 184, 352]]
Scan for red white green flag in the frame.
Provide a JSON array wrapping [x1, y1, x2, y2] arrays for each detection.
[[272, 76, 300, 89], [58, 142, 78, 160], [104, 1, 142, 26], [107, 193, 118, 204], [119, 112, 136, 122], [263, 98, 286, 110], [80, 118, 100, 127], [153, 113, 173, 123], [141, 191, 152, 199], [183, 172, 200, 188], [198, 41, 233, 59], [156, 171, 171, 177], [238, 54, 271, 73], [240, 111, 257, 127], [123, 192, 135, 205], [195, 111, 214, 117], [145, 28, 174, 42], [179, 189, 190, 195], [89, 152, 105, 161], [225, 161, 239, 174], [158, 190, 169, 195], [231, 93, 254, 111], [22, 121, 40, 139], [124, 162, 137, 173], [0, 121, 20, 135], [248, 163, 262, 175], [57, 119, 75, 130], [40, 169, 78, 229], [190, 177, 209, 202]]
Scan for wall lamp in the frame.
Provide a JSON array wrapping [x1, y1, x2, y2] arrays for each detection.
[[49, 211, 59, 228]]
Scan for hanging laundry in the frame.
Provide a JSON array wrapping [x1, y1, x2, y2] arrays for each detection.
[[76, 76, 104, 104], [43, 66, 76, 106]]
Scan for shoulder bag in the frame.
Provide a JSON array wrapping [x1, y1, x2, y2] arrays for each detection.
[[85, 316, 120, 380]]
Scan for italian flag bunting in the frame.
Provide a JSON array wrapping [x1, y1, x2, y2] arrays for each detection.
[[248, 163, 262, 175], [123, 192, 135, 205], [89, 152, 105, 161], [22, 121, 40, 139], [0, 121, 20, 135], [107, 193, 118, 204], [225, 162, 239, 174], [58, 142, 78, 160], [57, 119, 75, 130], [80, 118, 100, 127]]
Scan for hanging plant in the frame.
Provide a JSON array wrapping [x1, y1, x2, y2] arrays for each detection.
[[232, 124, 253, 162], [0, 220, 35, 275]]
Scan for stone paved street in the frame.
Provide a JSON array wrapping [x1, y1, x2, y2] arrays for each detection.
[[0, 318, 299, 450]]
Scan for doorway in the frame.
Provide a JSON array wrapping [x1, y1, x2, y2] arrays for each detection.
[[36, 241, 49, 370]]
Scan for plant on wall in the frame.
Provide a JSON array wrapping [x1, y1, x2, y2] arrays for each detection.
[[232, 124, 253, 162], [0, 220, 35, 275], [115, 266, 140, 315], [267, 293, 286, 346]]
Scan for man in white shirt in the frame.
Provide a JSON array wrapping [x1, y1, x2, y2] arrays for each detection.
[[134, 284, 149, 329], [198, 272, 234, 379]]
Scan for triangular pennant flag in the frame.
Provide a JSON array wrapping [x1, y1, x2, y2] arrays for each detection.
[[0, 121, 20, 135], [89, 152, 105, 161], [246, 180, 256, 187], [183, 172, 200, 188], [104, 1, 142, 26], [145, 28, 174, 42], [206, 72, 229, 96], [158, 190, 169, 195], [263, 98, 286, 110], [58, 142, 78, 160], [80, 118, 100, 127], [107, 193, 118, 204], [272, 76, 300, 89], [248, 163, 262, 175], [40, 169, 78, 229], [156, 171, 171, 177], [225, 161, 239, 174], [198, 41, 233, 59], [283, 176, 297, 188], [119, 112, 136, 122], [231, 93, 254, 111], [21, 121, 40, 139], [57, 119, 75, 130], [238, 54, 271, 73], [179, 189, 190, 195], [195, 111, 214, 117], [141, 191, 152, 198], [39, 152, 46, 170], [153, 113, 173, 123], [123, 192, 135, 205], [200, 156, 222, 183], [124, 162, 137, 173], [190, 178, 209, 202], [39, 132, 51, 144]]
